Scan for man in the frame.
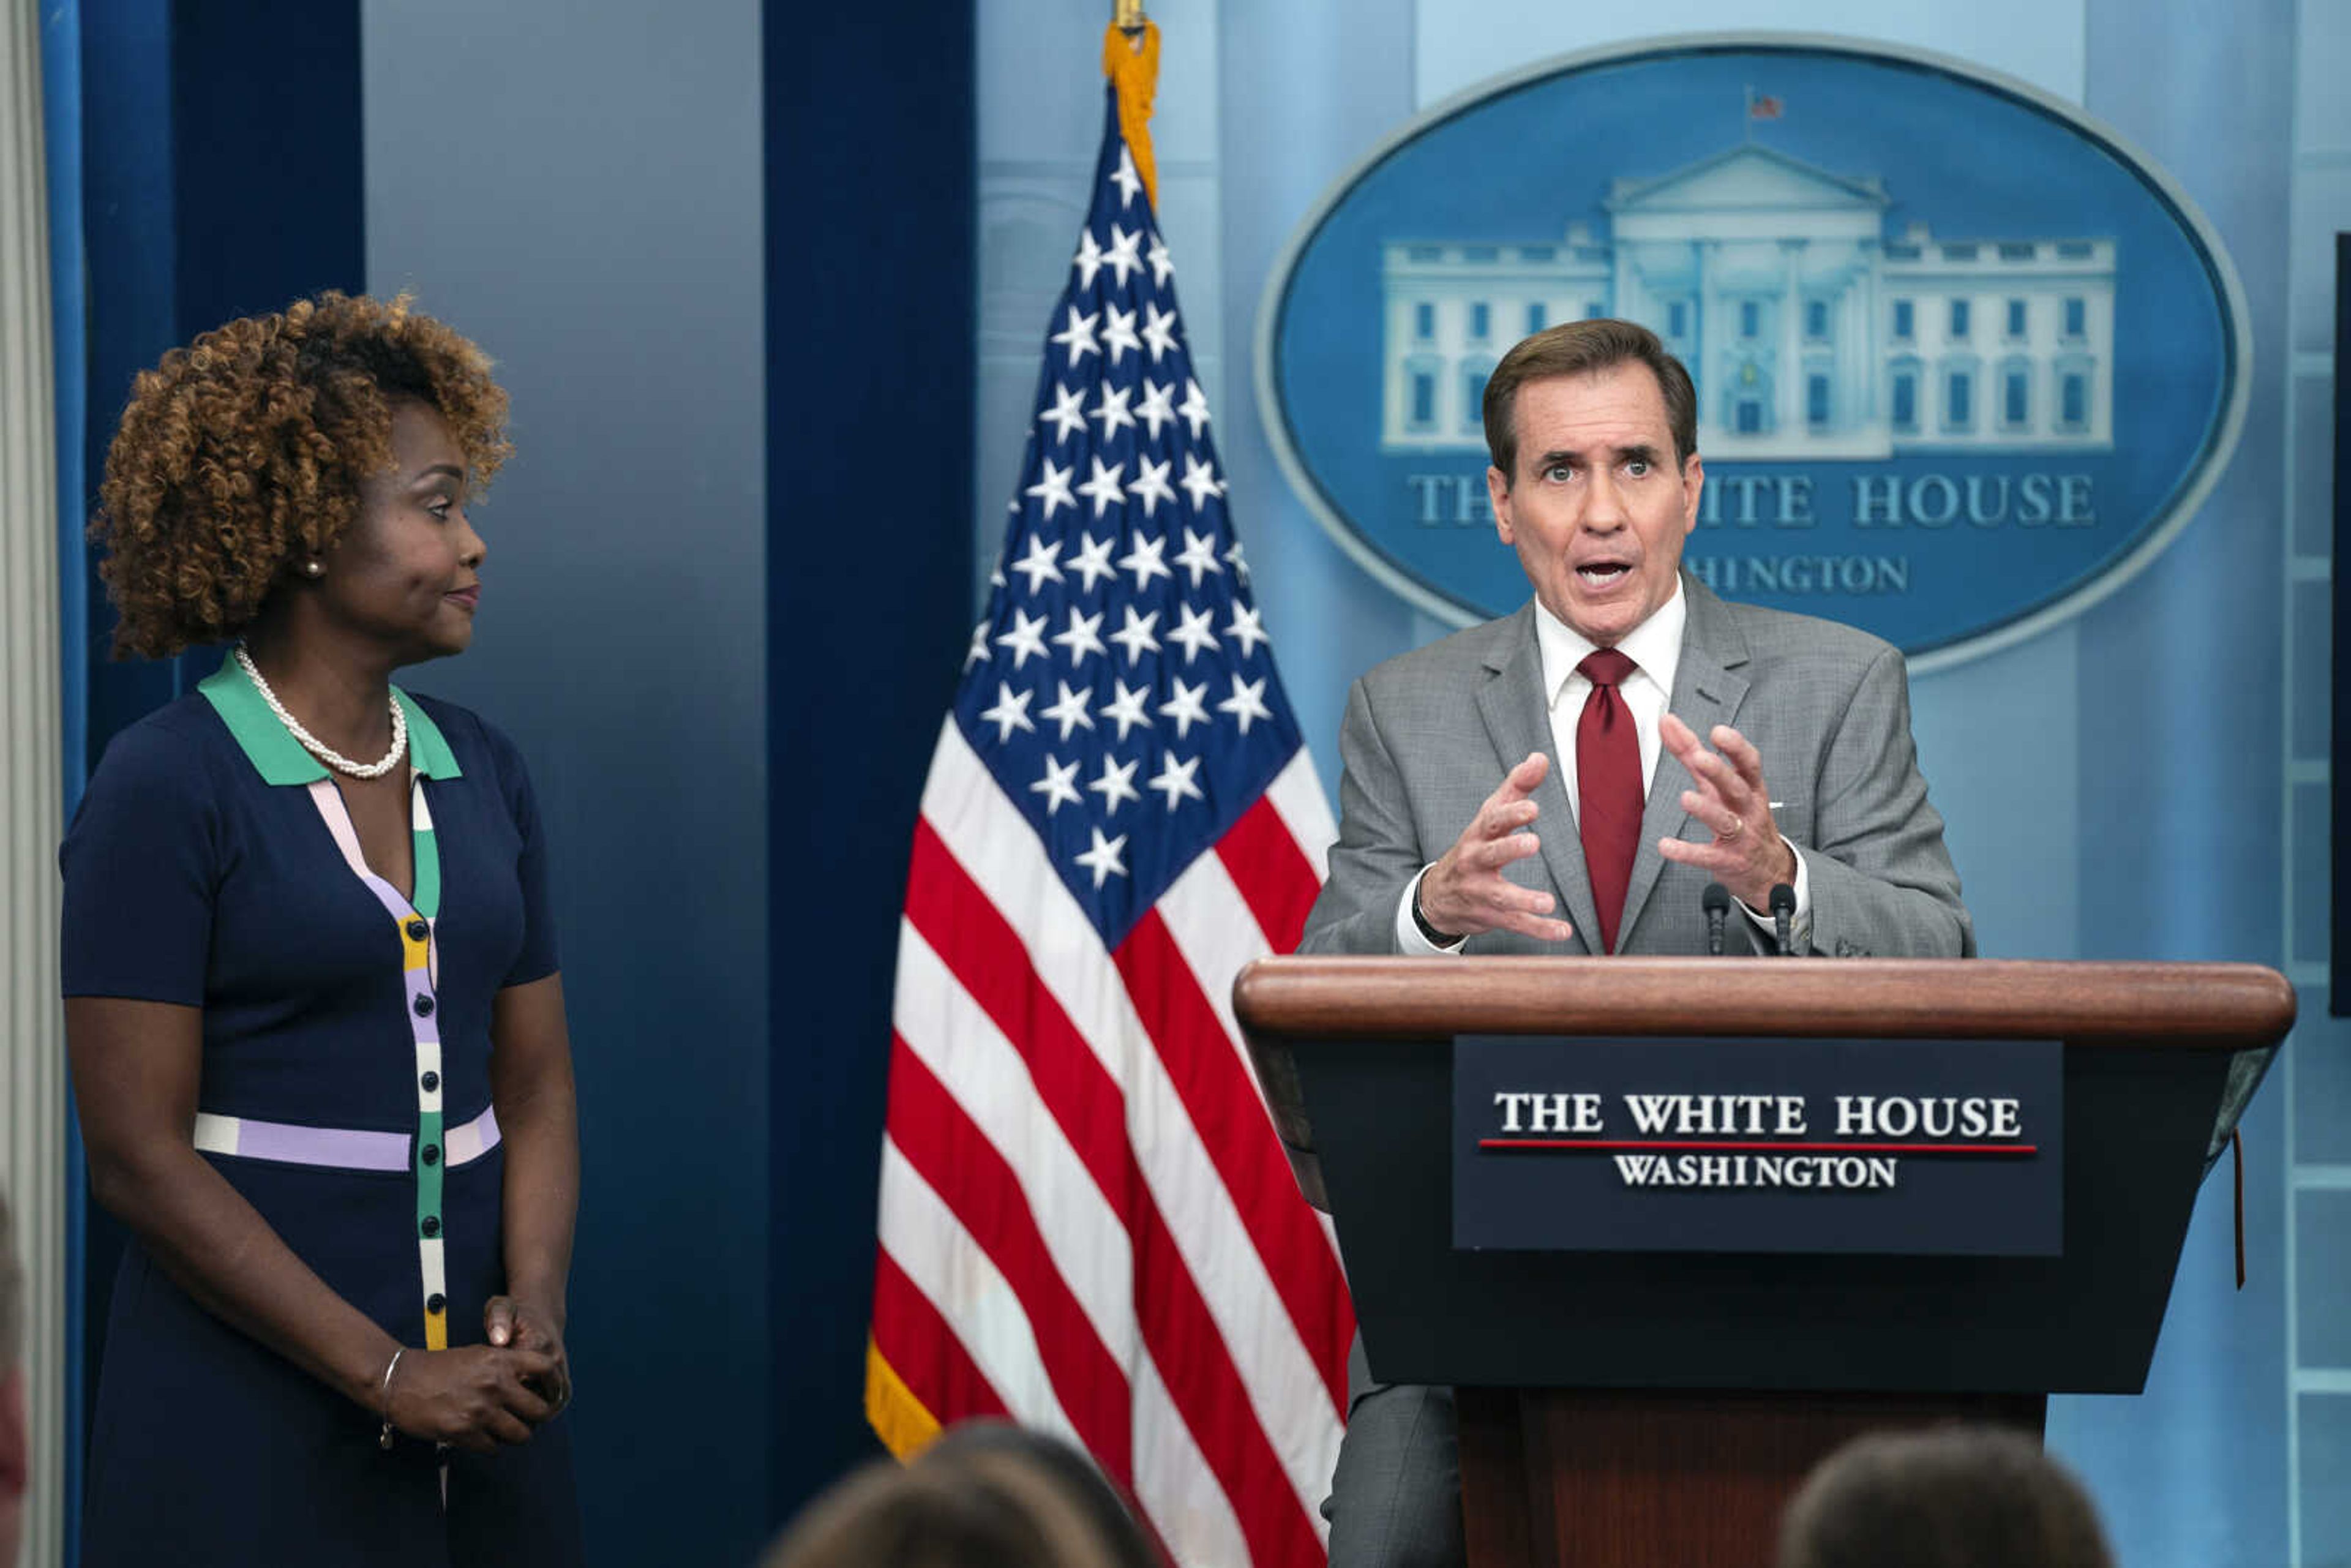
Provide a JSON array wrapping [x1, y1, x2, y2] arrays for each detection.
[[1298, 319, 1971, 1567]]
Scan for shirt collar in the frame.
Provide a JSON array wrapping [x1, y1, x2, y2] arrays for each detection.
[[1532, 575, 1687, 710], [198, 653, 462, 785]]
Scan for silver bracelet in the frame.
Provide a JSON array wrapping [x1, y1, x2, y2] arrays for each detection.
[[377, 1346, 406, 1451]]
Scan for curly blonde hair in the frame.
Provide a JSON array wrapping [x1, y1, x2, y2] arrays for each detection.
[[92, 291, 512, 658]]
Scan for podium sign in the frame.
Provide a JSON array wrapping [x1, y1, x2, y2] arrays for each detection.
[[1453, 1036, 2063, 1256]]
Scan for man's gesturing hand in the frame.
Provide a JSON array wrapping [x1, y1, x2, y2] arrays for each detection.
[[1417, 752, 1576, 945], [1655, 713, 1797, 911]]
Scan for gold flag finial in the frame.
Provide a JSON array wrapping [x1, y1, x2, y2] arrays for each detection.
[[1114, 0, 1145, 30], [1101, 17, 1161, 210]]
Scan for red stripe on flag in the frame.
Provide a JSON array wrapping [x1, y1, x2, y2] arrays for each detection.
[[1116, 911, 1355, 1415], [1213, 795, 1324, 955], [1130, 1187, 1331, 1568], [870, 1245, 1010, 1427], [904, 821, 1140, 1226], [885, 1033, 1136, 1482]]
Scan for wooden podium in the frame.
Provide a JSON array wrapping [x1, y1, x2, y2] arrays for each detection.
[[1233, 957, 2293, 1568]]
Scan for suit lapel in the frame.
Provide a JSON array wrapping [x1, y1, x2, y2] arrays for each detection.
[[1474, 605, 1601, 953], [1619, 577, 1751, 942]]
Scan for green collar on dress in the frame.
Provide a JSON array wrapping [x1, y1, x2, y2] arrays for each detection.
[[198, 653, 462, 785]]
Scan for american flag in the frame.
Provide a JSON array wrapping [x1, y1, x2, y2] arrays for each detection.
[[863, 61, 1354, 1568]]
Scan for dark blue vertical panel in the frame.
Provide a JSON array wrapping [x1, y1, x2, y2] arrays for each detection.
[[170, 1, 363, 331], [763, 0, 975, 1526], [42, 6, 88, 1560], [72, 9, 361, 1556]]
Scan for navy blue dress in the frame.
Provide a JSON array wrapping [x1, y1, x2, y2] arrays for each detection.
[[61, 656, 583, 1567]]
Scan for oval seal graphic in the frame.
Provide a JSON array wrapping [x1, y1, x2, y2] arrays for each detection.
[[1256, 34, 2249, 670]]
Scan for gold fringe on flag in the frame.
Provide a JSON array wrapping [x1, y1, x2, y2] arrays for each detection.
[[863, 1338, 943, 1460], [1101, 19, 1161, 211]]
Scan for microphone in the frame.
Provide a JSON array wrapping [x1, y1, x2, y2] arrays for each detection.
[[1768, 883, 1796, 957], [1701, 882, 1730, 956]]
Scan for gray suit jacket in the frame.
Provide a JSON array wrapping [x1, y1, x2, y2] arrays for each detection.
[[1297, 575, 1973, 959]]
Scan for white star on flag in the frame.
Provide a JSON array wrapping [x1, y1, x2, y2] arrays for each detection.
[[1040, 382, 1087, 444], [1129, 455, 1175, 517], [1052, 608, 1107, 667], [1029, 754, 1082, 815], [1110, 606, 1161, 664], [1026, 457, 1074, 519], [1041, 680, 1097, 741], [1117, 531, 1170, 590], [1217, 673, 1273, 734], [1179, 456, 1222, 513], [1111, 145, 1142, 207], [1072, 228, 1106, 288], [1088, 754, 1142, 815], [1179, 377, 1212, 438], [1099, 678, 1154, 740], [1160, 677, 1209, 738], [1067, 533, 1119, 592], [1090, 382, 1135, 440], [1147, 750, 1205, 810], [1078, 457, 1127, 518], [1142, 302, 1179, 362], [1104, 223, 1144, 287], [1146, 232, 1173, 287], [1138, 379, 1176, 440], [1073, 826, 1128, 888], [1011, 535, 1064, 593], [1101, 302, 1141, 366], [1051, 305, 1100, 366], [1168, 602, 1220, 663], [977, 681, 1035, 740], [964, 619, 991, 670], [995, 607, 1049, 668], [1224, 602, 1270, 658], [1174, 527, 1224, 585]]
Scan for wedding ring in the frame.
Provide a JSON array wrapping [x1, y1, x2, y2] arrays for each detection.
[[1722, 816, 1745, 838]]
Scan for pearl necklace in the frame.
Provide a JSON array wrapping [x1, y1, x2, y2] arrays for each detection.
[[234, 645, 408, 779]]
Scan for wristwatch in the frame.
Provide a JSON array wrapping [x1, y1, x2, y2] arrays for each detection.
[[1412, 879, 1464, 947]]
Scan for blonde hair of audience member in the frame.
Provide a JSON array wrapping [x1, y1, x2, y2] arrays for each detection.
[[0, 1188, 26, 1567], [764, 1422, 1157, 1568], [1778, 1425, 2114, 1568]]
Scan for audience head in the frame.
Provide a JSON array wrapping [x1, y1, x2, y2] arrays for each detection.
[[763, 1421, 1158, 1568], [1778, 1425, 2113, 1568]]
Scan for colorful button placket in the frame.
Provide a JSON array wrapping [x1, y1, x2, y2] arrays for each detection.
[[304, 771, 455, 1349]]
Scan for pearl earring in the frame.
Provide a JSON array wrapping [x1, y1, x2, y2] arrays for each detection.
[[301, 560, 324, 578]]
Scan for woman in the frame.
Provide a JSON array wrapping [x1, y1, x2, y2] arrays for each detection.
[[61, 292, 582, 1566]]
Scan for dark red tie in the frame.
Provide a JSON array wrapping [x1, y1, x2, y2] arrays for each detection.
[[1576, 648, 1642, 953]]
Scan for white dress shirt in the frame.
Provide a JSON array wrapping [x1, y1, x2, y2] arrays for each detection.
[[1395, 581, 1811, 952]]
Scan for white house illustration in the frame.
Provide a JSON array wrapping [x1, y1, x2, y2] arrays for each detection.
[[1381, 144, 2115, 460]]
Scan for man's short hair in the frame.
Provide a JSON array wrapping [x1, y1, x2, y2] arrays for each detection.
[[1777, 1425, 2114, 1568], [1480, 317, 1699, 481]]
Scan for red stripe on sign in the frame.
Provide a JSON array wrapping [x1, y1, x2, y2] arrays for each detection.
[[1130, 1180, 1331, 1568], [886, 1033, 1134, 1482], [1117, 910, 1354, 1416], [903, 820, 1142, 1228], [1214, 796, 1324, 955], [870, 1245, 1009, 1427]]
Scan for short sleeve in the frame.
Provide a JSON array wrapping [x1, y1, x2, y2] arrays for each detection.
[[60, 721, 219, 1005], [487, 724, 560, 988]]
